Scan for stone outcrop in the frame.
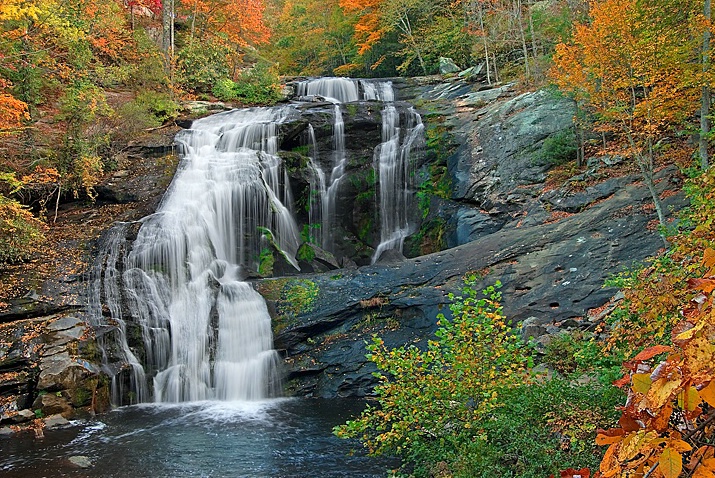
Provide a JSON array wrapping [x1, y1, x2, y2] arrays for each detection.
[[0, 76, 687, 407], [262, 79, 686, 398]]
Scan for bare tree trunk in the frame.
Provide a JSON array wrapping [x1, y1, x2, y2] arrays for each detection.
[[515, 0, 530, 79], [477, 2, 492, 85], [701, 0, 711, 170], [162, 1, 172, 56]]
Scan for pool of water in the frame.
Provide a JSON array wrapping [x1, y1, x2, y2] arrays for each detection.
[[0, 399, 397, 477]]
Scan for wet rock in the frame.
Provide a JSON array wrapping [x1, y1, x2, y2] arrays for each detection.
[[33, 394, 73, 416], [43, 414, 70, 428], [68, 456, 93, 468], [37, 351, 97, 391]]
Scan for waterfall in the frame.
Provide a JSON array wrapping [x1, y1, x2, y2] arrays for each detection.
[[372, 107, 424, 263], [94, 107, 300, 404], [297, 78, 423, 260], [90, 79, 425, 405]]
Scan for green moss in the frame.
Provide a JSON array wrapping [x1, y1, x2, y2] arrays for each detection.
[[258, 247, 275, 276], [297, 243, 316, 262], [258, 278, 320, 334]]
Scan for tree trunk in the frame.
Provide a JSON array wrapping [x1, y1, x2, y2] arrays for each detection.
[[162, 0, 174, 73], [701, 0, 711, 170], [477, 3, 492, 85], [515, 0, 530, 79]]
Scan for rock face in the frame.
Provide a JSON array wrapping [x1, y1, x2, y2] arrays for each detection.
[[1, 76, 687, 406], [0, 315, 110, 427], [262, 79, 686, 398]]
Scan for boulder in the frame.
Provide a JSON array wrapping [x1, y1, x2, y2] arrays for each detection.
[[439, 57, 461, 74], [33, 394, 73, 417]]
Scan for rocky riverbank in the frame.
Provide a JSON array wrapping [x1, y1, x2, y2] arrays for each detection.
[[0, 76, 685, 430]]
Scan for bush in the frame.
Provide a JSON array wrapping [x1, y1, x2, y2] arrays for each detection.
[[176, 41, 231, 93], [535, 128, 578, 166], [211, 78, 238, 101], [334, 279, 531, 476], [0, 193, 46, 264], [212, 63, 282, 105], [134, 90, 178, 124], [452, 379, 622, 478]]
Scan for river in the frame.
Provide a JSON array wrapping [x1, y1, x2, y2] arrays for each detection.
[[1, 399, 396, 477]]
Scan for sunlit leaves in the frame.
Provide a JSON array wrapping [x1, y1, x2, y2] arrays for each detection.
[[596, 248, 715, 478], [334, 279, 529, 471]]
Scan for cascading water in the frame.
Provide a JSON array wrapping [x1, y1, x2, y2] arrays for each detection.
[[372, 106, 424, 263], [297, 78, 422, 260], [93, 107, 301, 403], [90, 78, 425, 405]]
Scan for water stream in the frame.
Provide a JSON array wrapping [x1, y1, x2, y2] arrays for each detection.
[[90, 78, 424, 406]]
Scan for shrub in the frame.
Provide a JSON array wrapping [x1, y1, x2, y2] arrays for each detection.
[[0, 193, 46, 264], [176, 41, 231, 93], [134, 90, 178, 124], [227, 63, 282, 105], [334, 279, 530, 475], [535, 128, 578, 166]]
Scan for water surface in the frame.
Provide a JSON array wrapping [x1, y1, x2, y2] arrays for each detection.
[[1, 399, 395, 477]]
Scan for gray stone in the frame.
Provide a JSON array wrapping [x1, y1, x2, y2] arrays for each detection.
[[0, 426, 13, 436], [68, 456, 93, 468], [38, 356, 95, 391], [520, 317, 547, 341], [439, 57, 461, 74], [11, 409, 36, 423], [47, 317, 82, 332], [44, 414, 70, 428]]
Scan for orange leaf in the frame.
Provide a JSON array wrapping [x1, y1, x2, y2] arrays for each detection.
[[597, 428, 626, 446], [660, 448, 683, 478], [561, 468, 590, 478], [688, 278, 715, 294], [700, 381, 715, 407], [702, 248, 715, 269], [634, 345, 672, 361]]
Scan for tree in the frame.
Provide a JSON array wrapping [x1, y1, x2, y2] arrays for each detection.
[[334, 279, 529, 473], [701, 0, 711, 170], [551, 0, 700, 234]]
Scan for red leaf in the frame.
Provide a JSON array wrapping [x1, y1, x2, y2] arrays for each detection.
[[633, 345, 672, 361], [614, 373, 631, 388], [560, 468, 590, 478], [687, 278, 715, 294]]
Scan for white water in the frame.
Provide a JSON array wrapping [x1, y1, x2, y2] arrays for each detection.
[[90, 80, 424, 405], [95, 107, 302, 403], [372, 106, 424, 262], [297, 78, 421, 259]]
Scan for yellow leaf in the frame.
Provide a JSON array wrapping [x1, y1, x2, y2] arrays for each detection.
[[659, 448, 683, 478], [646, 377, 682, 410], [677, 386, 700, 412], [669, 439, 693, 453], [633, 373, 653, 394], [700, 381, 715, 407], [618, 431, 656, 462]]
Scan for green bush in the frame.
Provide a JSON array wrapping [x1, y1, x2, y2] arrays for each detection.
[[334, 280, 531, 476], [535, 129, 578, 166], [176, 41, 231, 93], [211, 63, 282, 105], [134, 91, 178, 124], [211, 78, 238, 101], [450, 379, 622, 478], [0, 193, 46, 264]]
